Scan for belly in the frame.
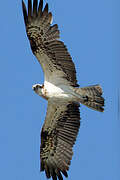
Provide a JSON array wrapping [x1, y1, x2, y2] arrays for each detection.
[[43, 82, 74, 100]]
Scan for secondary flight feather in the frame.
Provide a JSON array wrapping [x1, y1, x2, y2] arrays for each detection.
[[22, 0, 104, 180]]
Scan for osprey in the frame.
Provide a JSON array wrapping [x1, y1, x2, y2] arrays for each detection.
[[22, 0, 104, 180]]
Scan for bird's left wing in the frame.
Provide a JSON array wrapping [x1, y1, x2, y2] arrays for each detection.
[[22, 0, 78, 87], [40, 100, 80, 180]]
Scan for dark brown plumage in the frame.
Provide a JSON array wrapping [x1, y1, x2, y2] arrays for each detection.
[[22, 0, 79, 88], [22, 1, 104, 180], [40, 102, 80, 180], [22, 1, 80, 179]]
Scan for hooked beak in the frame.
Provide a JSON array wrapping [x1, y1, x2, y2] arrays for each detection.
[[32, 85, 36, 91]]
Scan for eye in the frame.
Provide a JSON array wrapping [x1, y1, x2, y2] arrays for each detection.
[[36, 85, 40, 90]]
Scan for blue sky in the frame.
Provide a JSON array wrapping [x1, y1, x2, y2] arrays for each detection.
[[0, 0, 119, 180]]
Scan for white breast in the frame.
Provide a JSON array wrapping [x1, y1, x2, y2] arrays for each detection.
[[44, 81, 72, 99]]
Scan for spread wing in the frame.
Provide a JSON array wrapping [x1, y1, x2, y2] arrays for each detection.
[[40, 100, 80, 180], [22, 0, 79, 87]]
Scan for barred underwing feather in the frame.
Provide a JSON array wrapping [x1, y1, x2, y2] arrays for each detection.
[[38, 0, 43, 16], [22, 1, 28, 26], [22, 0, 79, 87], [43, 3, 48, 13], [43, 13, 52, 28], [44, 163, 51, 178], [33, 0, 38, 17], [22, 1, 104, 180], [40, 101, 80, 180], [28, 0, 32, 18]]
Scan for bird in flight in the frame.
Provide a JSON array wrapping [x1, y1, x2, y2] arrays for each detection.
[[22, 0, 104, 179]]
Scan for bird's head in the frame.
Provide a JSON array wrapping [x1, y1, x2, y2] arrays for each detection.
[[32, 84, 43, 96]]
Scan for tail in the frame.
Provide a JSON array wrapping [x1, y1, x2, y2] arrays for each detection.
[[74, 85, 104, 112]]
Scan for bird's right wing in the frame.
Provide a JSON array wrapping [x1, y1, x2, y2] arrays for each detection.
[[40, 100, 80, 180]]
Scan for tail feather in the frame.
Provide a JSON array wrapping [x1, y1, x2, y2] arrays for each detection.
[[74, 85, 104, 112]]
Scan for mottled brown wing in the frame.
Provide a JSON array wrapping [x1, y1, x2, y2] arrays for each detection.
[[40, 100, 80, 180], [22, 0, 79, 87]]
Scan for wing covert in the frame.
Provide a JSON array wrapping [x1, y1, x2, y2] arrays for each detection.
[[22, 0, 79, 87], [40, 101, 80, 180]]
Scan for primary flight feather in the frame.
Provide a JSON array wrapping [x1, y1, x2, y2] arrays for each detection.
[[22, 0, 104, 180]]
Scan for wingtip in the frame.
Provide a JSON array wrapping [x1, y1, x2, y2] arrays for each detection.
[[22, 0, 25, 9], [33, 0, 38, 17], [61, 170, 68, 178], [49, 12, 53, 24], [28, 0, 32, 18], [38, 0, 43, 17], [22, 0, 25, 10], [22, 0, 28, 26], [99, 107, 104, 112], [43, 3, 49, 13]]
